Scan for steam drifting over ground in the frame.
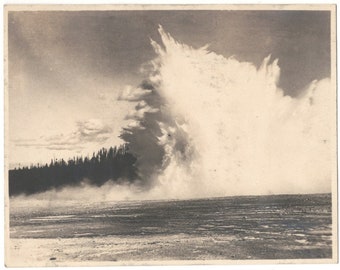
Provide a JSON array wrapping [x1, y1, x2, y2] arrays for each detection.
[[12, 26, 333, 203]]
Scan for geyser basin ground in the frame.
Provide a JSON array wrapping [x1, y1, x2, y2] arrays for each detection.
[[8, 193, 332, 266]]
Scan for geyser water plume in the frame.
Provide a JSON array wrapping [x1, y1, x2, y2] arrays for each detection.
[[120, 25, 334, 199]]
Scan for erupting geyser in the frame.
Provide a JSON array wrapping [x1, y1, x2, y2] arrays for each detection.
[[119, 25, 333, 199]]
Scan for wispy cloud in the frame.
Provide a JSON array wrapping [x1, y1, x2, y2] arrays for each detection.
[[118, 85, 152, 101], [14, 119, 113, 151], [125, 101, 159, 120], [76, 119, 112, 141]]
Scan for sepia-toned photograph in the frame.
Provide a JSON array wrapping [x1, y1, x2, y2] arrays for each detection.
[[4, 4, 337, 267]]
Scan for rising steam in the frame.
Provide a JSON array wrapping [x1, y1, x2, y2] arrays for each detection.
[[119, 25, 333, 199]]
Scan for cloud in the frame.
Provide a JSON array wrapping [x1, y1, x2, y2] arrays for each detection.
[[97, 93, 107, 100], [46, 146, 83, 151], [96, 92, 117, 105], [14, 119, 113, 151], [118, 85, 152, 101], [125, 101, 159, 120], [76, 119, 112, 140], [13, 138, 36, 143]]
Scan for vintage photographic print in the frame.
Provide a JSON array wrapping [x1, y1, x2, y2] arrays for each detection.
[[4, 4, 337, 267]]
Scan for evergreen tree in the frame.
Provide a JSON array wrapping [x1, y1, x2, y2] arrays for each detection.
[[9, 144, 138, 196]]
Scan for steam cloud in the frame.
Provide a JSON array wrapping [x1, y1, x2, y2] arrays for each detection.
[[119, 25, 333, 199]]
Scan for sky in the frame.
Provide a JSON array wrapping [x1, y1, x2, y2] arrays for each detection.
[[7, 9, 331, 167]]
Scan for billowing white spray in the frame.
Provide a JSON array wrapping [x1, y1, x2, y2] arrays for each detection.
[[121, 25, 334, 199]]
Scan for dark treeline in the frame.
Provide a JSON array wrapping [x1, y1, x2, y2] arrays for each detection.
[[9, 144, 138, 196]]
